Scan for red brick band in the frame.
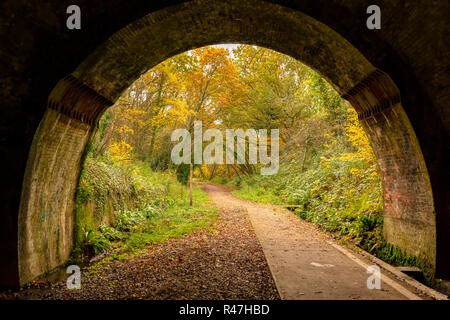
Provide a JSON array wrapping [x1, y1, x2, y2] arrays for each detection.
[[342, 69, 401, 121], [47, 75, 113, 126]]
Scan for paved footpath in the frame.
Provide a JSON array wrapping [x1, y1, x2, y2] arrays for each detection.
[[200, 182, 430, 300]]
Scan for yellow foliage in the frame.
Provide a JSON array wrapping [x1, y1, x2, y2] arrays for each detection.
[[109, 141, 133, 161], [343, 108, 376, 162]]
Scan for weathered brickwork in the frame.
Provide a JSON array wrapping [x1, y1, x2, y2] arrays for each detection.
[[48, 75, 113, 126], [342, 70, 401, 120], [73, 0, 374, 100], [368, 105, 436, 265], [344, 70, 436, 267], [0, 0, 448, 287], [18, 75, 112, 285], [18, 109, 91, 285]]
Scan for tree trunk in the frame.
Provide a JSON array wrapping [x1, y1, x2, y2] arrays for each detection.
[[189, 163, 193, 206], [147, 126, 157, 161], [300, 136, 311, 173]]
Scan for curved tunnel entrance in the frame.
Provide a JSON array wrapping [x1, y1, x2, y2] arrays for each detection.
[[2, 0, 445, 287]]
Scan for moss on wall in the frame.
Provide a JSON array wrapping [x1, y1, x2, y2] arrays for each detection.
[[72, 156, 139, 261]]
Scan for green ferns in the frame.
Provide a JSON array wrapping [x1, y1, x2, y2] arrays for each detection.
[[72, 157, 217, 263], [230, 155, 384, 250], [229, 158, 434, 281]]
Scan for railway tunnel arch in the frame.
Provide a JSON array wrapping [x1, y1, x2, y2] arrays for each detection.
[[0, 0, 447, 287]]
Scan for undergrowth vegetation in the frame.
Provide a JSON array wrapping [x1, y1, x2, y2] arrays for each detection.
[[70, 44, 433, 284], [71, 155, 217, 264], [228, 165, 433, 280], [224, 109, 433, 281]]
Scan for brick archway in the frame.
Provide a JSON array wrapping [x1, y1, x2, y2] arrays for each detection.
[[0, 0, 447, 287]]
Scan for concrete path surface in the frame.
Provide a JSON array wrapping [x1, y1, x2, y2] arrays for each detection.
[[199, 182, 429, 300]]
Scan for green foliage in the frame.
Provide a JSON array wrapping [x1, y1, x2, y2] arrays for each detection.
[[99, 225, 124, 241], [230, 153, 431, 278], [121, 185, 217, 253], [73, 155, 217, 263], [83, 230, 111, 256], [231, 154, 384, 248], [114, 209, 148, 232], [68, 44, 435, 285], [176, 164, 190, 185], [76, 155, 132, 205], [375, 241, 434, 282], [377, 241, 419, 266], [231, 176, 282, 205]]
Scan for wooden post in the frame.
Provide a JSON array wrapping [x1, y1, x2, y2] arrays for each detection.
[[189, 163, 193, 206]]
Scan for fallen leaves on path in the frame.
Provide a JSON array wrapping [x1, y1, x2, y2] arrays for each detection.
[[24, 206, 279, 300]]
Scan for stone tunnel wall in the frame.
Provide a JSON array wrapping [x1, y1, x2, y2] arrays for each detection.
[[18, 109, 92, 284], [69, 0, 440, 272], [17, 75, 112, 285], [18, 106, 138, 285], [363, 105, 436, 266], [0, 0, 447, 287], [344, 69, 436, 269]]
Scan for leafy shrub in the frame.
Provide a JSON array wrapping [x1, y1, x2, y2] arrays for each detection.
[[141, 204, 163, 219], [230, 132, 385, 259], [99, 225, 124, 241], [72, 154, 218, 266], [114, 209, 147, 232], [83, 230, 111, 256]]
